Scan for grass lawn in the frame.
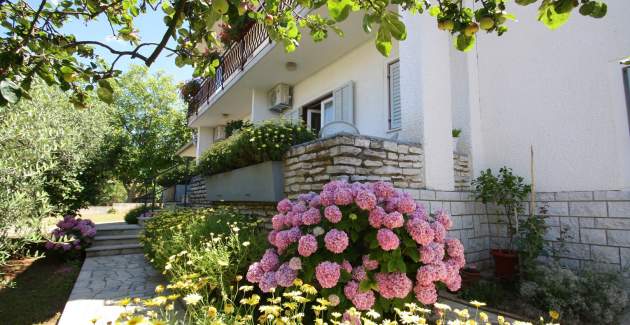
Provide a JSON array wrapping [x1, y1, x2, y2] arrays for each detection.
[[0, 255, 82, 325], [87, 212, 125, 224]]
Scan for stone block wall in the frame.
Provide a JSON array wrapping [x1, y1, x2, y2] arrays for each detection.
[[284, 134, 425, 198], [486, 190, 630, 271], [188, 175, 210, 206], [453, 153, 471, 191]]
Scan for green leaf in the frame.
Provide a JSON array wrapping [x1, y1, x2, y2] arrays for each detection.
[[375, 26, 392, 57], [428, 6, 441, 17], [213, 0, 229, 15], [362, 14, 373, 33], [454, 33, 476, 52], [327, 0, 352, 22], [0, 80, 20, 104], [383, 13, 407, 41], [97, 86, 114, 104], [538, 1, 571, 30]]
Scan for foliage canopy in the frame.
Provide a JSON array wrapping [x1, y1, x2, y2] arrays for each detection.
[[0, 0, 608, 106]]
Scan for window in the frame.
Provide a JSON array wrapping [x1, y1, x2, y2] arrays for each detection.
[[624, 66, 630, 135], [322, 97, 335, 126], [388, 60, 401, 130], [301, 93, 332, 134]]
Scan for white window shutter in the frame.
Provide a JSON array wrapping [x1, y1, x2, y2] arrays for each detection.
[[333, 81, 354, 124], [389, 61, 401, 129]]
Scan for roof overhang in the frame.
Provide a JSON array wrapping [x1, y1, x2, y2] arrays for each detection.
[[176, 141, 196, 158]]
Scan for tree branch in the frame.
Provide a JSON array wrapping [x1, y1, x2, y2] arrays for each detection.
[[20, 0, 47, 48], [66, 40, 150, 62], [145, 0, 187, 66]]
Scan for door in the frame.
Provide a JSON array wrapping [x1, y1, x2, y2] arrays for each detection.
[[306, 108, 322, 134]]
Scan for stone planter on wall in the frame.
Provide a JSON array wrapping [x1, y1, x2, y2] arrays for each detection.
[[205, 161, 285, 202]]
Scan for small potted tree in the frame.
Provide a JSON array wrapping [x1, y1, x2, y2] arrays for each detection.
[[452, 128, 462, 151], [472, 167, 530, 279]]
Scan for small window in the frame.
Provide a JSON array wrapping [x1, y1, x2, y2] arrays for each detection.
[[301, 93, 332, 135], [624, 66, 630, 136], [388, 60, 401, 130]]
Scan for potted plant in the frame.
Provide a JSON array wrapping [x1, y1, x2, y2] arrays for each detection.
[[472, 167, 530, 279], [460, 264, 481, 288], [452, 128, 462, 151]]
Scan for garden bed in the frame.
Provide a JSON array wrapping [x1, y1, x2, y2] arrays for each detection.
[[0, 255, 82, 325]]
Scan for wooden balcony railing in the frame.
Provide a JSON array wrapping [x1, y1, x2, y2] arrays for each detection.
[[187, 20, 270, 119]]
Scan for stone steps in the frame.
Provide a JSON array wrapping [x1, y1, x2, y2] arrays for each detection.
[[86, 243, 144, 257], [88, 222, 143, 257]]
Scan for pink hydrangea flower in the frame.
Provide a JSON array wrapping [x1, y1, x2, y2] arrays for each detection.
[[277, 199, 293, 213], [324, 205, 342, 223], [309, 195, 321, 208], [420, 242, 445, 265], [260, 249, 279, 272], [324, 229, 349, 253], [362, 255, 379, 271], [432, 222, 446, 242], [352, 266, 367, 281], [335, 188, 354, 206], [302, 207, 322, 225], [297, 234, 318, 257], [246, 262, 264, 283], [267, 230, 278, 246], [445, 238, 465, 258], [435, 210, 453, 230], [375, 272, 413, 299], [410, 205, 429, 220], [368, 207, 386, 228], [383, 211, 404, 229], [271, 214, 286, 231], [288, 257, 302, 270], [352, 289, 376, 310], [405, 217, 434, 245], [292, 202, 308, 214], [342, 311, 362, 325], [288, 211, 302, 227], [344, 280, 359, 300], [414, 283, 438, 305], [445, 273, 462, 292], [416, 264, 439, 286], [323, 180, 346, 193], [384, 196, 400, 213], [320, 190, 335, 206], [259, 271, 277, 292], [315, 261, 341, 288], [341, 260, 353, 273], [377, 228, 400, 251], [373, 181, 395, 199], [275, 263, 298, 287], [355, 189, 377, 210], [397, 193, 417, 214]]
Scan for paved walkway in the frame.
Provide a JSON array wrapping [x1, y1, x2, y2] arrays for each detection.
[[58, 254, 163, 325]]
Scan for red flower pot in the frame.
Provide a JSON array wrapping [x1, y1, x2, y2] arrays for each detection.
[[460, 267, 481, 288], [491, 249, 519, 279]]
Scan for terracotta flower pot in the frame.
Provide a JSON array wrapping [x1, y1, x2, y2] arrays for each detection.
[[460, 267, 481, 288], [491, 249, 519, 279]]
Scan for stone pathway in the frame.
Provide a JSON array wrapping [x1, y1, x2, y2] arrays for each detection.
[[58, 254, 163, 325]]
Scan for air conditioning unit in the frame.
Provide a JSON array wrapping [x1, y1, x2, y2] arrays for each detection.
[[268, 83, 292, 113]]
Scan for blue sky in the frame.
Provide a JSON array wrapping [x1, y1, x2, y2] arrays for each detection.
[[62, 5, 193, 82]]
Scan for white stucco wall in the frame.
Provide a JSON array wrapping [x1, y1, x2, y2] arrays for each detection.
[[291, 40, 399, 138], [473, 1, 630, 191]]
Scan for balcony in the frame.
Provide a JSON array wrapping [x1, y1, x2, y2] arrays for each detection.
[[187, 21, 270, 119]]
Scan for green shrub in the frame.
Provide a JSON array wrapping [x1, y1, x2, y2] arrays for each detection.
[[140, 207, 266, 300], [124, 206, 149, 224], [520, 263, 629, 324], [196, 120, 316, 176]]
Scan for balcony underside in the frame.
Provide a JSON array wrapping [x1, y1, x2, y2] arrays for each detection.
[[188, 10, 375, 128]]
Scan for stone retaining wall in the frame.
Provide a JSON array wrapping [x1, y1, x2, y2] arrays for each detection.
[[188, 175, 210, 206], [453, 153, 471, 191], [486, 190, 630, 271], [284, 134, 425, 198]]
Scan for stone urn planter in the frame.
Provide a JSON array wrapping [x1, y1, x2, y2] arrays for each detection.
[[491, 249, 519, 279]]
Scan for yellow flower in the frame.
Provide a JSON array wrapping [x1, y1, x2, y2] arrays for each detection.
[[549, 310, 560, 320], [207, 306, 218, 318], [300, 283, 317, 295], [469, 300, 487, 308], [151, 320, 167, 325], [498, 315, 505, 325], [127, 316, 146, 325], [235, 275, 243, 281], [165, 303, 174, 311], [479, 312, 489, 322], [117, 297, 132, 307], [434, 303, 452, 311], [293, 278, 303, 286], [154, 285, 165, 294], [89, 317, 100, 324], [224, 303, 234, 314]]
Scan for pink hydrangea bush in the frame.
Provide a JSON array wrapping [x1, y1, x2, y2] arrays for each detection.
[[246, 180, 466, 311], [45, 214, 97, 253]]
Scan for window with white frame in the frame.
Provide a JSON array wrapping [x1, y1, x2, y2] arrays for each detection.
[[388, 60, 401, 130]]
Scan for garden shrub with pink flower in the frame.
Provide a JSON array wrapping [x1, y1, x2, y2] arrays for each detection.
[[246, 180, 466, 313], [45, 214, 97, 253]]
